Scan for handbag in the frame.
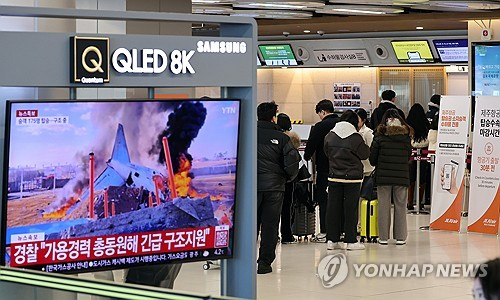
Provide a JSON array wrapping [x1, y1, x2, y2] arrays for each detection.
[[360, 170, 377, 200], [296, 161, 311, 181]]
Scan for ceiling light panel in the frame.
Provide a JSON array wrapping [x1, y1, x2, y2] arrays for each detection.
[[234, 1, 325, 10], [192, 5, 234, 14], [328, 0, 428, 6], [231, 9, 313, 19], [427, 1, 500, 10], [317, 5, 404, 15], [192, 0, 235, 4]]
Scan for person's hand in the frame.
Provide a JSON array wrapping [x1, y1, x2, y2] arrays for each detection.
[[441, 165, 458, 194]]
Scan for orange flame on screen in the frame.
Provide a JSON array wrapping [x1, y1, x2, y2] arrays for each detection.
[[172, 154, 224, 201], [42, 188, 83, 219]]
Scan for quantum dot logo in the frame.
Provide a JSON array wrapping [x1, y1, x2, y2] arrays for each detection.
[[317, 253, 349, 288]]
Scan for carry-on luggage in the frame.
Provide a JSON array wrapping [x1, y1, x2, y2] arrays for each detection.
[[292, 181, 316, 241], [360, 198, 379, 243]]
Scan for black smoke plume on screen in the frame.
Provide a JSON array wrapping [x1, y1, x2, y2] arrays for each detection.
[[150, 101, 207, 173]]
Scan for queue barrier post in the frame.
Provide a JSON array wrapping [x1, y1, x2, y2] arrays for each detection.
[[410, 148, 429, 215]]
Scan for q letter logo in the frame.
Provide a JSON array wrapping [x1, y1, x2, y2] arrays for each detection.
[[82, 46, 103, 73], [71, 36, 110, 84], [317, 253, 348, 288]]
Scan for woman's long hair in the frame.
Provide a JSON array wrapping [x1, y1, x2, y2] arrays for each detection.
[[355, 108, 368, 127], [406, 103, 429, 142], [340, 110, 360, 131]]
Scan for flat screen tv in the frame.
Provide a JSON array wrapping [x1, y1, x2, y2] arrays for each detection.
[[1, 99, 240, 273], [433, 39, 468, 63], [472, 42, 500, 96], [391, 40, 435, 63], [258, 44, 299, 66]]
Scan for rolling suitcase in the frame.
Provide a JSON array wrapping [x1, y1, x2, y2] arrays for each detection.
[[292, 204, 316, 241], [360, 198, 378, 243], [291, 181, 316, 241]]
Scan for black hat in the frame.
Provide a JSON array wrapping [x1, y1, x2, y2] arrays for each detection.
[[430, 94, 441, 106]]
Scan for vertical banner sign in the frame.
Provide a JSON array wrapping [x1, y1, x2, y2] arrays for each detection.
[[430, 96, 470, 231], [468, 96, 500, 234]]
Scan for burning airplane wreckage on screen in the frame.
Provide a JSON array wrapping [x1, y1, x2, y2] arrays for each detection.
[[4, 100, 238, 246]]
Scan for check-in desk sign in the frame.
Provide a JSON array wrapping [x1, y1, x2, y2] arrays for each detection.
[[313, 49, 371, 65], [70, 36, 248, 84]]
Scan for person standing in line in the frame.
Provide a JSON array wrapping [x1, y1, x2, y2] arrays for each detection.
[[369, 108, 412, 245], [370, 90, 406, 129], [355, 108, 374, 230], [356, 108, 375, 176], [257, 102, 300, 274], [304, 99, 339, 242], [276, 113, 301, 244], [426, 94, 441, 123], [425, 95, 440, 205], [324, 110, 370, 250], [428, 114, 439, 152], [406, 103, 430, 211]]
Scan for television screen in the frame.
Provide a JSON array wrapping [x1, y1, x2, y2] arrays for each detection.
[[472, 43, 500, 96], [2, 99, 240, 273], [391, 40, 435, 63], [433, 39, 468, 63], [258, 44, 298, 66]]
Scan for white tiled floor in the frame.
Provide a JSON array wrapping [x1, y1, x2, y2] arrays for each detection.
[[174, 214, 500, 299]]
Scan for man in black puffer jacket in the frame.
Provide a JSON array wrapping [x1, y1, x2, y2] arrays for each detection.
[[257, 102, 300, 274]]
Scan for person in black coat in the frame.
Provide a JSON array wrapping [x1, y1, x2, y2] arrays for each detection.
[[324, 110, 370, 251], [304, 99, 339, 241], [370, 90, 406, 129], [257, 102, 300, 274], [369, 108, 412, 245], [426, 94, 440, 124]]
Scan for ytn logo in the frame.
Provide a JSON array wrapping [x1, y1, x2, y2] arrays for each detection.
[[222, 106, 237, 114], [71, 36, 110, 84], [317, 253, 349, 288]]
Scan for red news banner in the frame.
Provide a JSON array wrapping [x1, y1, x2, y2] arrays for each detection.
[[10, 226, 229, 268]]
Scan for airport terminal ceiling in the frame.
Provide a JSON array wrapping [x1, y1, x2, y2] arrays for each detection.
[[191, 1, 500, 37]]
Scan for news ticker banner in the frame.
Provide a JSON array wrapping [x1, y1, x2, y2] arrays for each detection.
[[430, 96, 471, 231], [468, 96, 500, 234], [8, 225, 230, 272]]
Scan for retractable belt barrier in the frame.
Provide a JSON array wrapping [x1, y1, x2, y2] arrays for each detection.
[[411, 150, 472, 163]]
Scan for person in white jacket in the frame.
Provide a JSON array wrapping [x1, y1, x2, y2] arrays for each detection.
[[428, 114, 438, 152], [356, 109, 374, 176]]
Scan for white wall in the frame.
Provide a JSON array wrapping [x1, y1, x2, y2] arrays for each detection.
[[446, 73, 469, 96], [258, 67, 378, 123]]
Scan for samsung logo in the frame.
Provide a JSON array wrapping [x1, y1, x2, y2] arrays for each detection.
[[197, 41, 247, 54]]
